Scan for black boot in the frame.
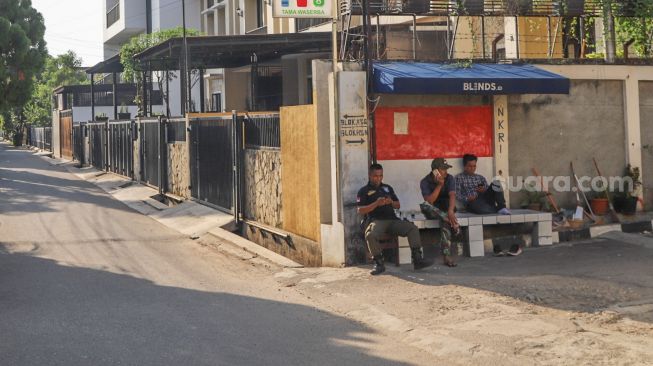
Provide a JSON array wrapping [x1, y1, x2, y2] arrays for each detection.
[[411, 248, 432, 270], [370, 256, 385, 275]]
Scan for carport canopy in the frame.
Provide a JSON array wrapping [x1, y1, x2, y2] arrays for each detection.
[[373, 62, 570, 95]]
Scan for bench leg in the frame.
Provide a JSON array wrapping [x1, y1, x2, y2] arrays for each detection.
[[397, 237, 412, 265], [532, 220, 553, 246], [466, 225, 485, 257]]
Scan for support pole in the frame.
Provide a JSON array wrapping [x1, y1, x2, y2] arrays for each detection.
[[90, 73, 95, 121], [112, 72, 118, 120]]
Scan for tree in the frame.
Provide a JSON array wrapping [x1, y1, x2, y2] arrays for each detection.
[[0, 0, 47, 115], [120, 27, 199, 115], [23, 51, 88, 126]]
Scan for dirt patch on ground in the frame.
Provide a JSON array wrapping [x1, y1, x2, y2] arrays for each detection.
[[271, 233, 653, 365]]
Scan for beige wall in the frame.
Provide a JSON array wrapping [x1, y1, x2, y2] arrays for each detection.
[[280, 104, 320, 242], [640, 81, 653, 210]]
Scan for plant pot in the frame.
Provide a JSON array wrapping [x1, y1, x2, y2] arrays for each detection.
[[118, 113, 131, 120], [622, 196, 638, 215], [95, 117, 109, 122], [590, 198, 609, 216], [527, 203, 541, 211]]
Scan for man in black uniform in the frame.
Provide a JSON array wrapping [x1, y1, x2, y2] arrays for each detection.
[[357, 163, 431, 275]]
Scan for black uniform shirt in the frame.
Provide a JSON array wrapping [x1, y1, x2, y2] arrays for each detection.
[[356, 182, 399, 221]]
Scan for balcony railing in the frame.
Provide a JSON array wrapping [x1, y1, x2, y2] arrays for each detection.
[[107, 2, 120, 28], [296, 18, 331, 32]]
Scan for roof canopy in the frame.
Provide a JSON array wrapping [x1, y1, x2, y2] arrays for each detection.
[[133, 32, 333, 71], [86, 54, 124, 74], [373, 62, 570, 95]]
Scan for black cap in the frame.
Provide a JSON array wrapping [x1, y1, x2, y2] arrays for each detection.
[[431, 158, 452, 170]]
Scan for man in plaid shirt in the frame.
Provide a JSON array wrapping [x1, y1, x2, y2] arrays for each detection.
[[455, 154, 511, 215]]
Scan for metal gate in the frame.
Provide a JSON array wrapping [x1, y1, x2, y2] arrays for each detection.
[[88, 122, 106, 171], [72, 123, 85, 164], [60, 110, 73, 159], [140, 118, 164, 189], [108, 120, 134, 178], [189, 115, 241, 213]]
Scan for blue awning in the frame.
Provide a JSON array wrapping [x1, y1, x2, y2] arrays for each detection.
[[373, 62, 570, 95]]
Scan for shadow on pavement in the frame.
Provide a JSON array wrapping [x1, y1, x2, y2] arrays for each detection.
[[386, 236, 653, 323], [0, 245, 417, 366]]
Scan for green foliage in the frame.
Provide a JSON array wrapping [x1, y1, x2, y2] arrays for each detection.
[[119, 27, 199, 83], [0, 0, 48, 114], [614, 0, 653, 57], [22, 51, 88, 127]]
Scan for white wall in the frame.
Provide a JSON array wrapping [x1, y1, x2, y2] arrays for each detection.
[[152, 0, 201, 32]]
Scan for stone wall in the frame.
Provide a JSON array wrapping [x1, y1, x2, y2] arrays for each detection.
[[167, 142, 191, 199], [244, 148, 282, 228]]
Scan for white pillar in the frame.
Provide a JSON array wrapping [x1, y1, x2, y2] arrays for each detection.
[[624, 78, 644, 209], [493, 95, 510, 208], [504, 17, 519, 59]]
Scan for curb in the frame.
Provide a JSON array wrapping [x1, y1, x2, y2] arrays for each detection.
[[207, 227, 303, 268], [557, 220, 653, 243]]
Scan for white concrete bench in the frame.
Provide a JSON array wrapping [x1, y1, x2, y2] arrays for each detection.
[[396, 209, 553, 264]]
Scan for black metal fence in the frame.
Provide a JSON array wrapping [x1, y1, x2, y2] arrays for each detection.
[[88, 122, 106, 171], [166, 118, 186, 143], [243, 113, 281, 149], [72, 123, 85, 163], [27, 126, 52, 151], [108, 120, 134, 178], [140, 118, 164, 189]]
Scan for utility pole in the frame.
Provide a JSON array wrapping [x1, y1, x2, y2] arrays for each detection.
[[180, 0, 189, 115]]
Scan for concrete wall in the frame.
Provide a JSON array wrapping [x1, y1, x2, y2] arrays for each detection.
[[166, 142, 190, 199], [640, 81, 653, 210], [508, 80, 627, 209], [224, 69, 249, 111], [244, 149, 282, 228]]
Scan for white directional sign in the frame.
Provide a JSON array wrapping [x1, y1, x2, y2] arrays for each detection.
[[272, 0, 332, 18]]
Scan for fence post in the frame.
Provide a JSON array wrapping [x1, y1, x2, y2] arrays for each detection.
[[104, 119, 109, 172], [158, 116, 164, 195]]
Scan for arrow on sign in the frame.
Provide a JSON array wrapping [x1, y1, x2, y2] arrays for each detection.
[[346, 138, 365, 144], [343, 114, 364, 119]]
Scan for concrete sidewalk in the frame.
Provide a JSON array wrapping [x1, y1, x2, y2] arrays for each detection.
[[42, 156, 302, 269]]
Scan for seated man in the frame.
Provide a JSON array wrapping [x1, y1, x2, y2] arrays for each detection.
[[357, 163, 431, 275], [455, 154, 510, 215], [419, 158, 459, 267]]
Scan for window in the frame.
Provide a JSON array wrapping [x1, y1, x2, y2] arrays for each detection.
[[211, 93, 222, 112]]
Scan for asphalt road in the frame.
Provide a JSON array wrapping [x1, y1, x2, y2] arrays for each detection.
[[0, 142, 433, 366]]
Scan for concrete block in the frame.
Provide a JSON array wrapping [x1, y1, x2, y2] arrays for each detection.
[[539, 213, 552, 221], [398, 236, 410, 248], [589, 224, 622, 238], [399, 246, 412, 265], [510, 214, 525, 223], [552, 231, 560, 243], [524, 214, 539, 222], [497, 215, 511, 224], [537, 221, 553, 237], [468, 241, 485, 257], [413, 220, 426, 229], [468, 217, 483, 225], [424, 220, 441, 229], [467, 225, 483, 242], [457, 217, 469, 226], [537, 236, 553, 246], [483, 215, 497, 225]]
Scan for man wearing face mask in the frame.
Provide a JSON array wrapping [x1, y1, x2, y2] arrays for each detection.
[[419, 158, 459, 267], [357, 163, 432, 275]]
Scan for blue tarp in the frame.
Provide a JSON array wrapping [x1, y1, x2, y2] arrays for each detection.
[[373, 62, 570, 95]]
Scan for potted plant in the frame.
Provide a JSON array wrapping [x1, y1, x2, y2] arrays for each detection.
[[118, 104, 131, 120], [95, 113, 109, 122], [588, 176, 609, 215], [612, 164, 641, 215], [519, 181, 549, 211]]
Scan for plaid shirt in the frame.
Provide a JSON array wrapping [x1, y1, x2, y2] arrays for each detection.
[[455, 173, 488, 204]]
